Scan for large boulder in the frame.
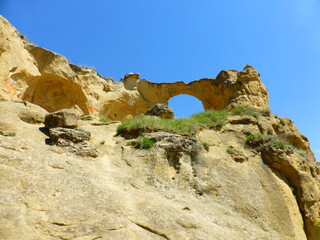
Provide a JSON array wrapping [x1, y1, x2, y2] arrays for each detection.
[[49, 127, 97, 157], [145, 104, 174, 119], [49, 127, 91, 143], [44, 109, 79, 129]]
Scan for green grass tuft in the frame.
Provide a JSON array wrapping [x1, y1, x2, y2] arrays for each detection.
[[117, 110, 227, 136], [0, 131, 16, 137], [245, 134, 308, 157], [226, 146, 236, 154], [202, 142, 211, 151], [231, 106, 259, 118], [129, 137, 155, 149], [99, 117, 110, 123]]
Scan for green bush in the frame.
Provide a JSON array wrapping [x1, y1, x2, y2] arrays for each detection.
[[100, 140, 105, 145], [190, 110, 227, 129], [129, 137, 155, 149], [0, 131, 16, 137], [226, 146, 236, 154], [231, 106, 272, 118], [202, 142, 211, 151], [231, 106, 259, 118], [99, 117, 110, 123], [117, 110, 227, 136], [314, 222, 320, 228], [6, 132, 16, 137]]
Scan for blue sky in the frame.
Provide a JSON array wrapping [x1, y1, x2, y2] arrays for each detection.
[[2, 0, 320, 160]]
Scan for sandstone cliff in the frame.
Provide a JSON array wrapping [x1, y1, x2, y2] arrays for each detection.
[[0, 15, 319, 240]]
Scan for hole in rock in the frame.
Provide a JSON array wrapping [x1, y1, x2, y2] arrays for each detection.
[[168, 94, 204, 118]]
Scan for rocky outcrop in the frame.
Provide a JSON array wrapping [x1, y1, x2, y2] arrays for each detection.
[[261, 146, 320, 240], [0, 15, 319, 240], [44, 109, 80, 129], [145, 104, 174, 119]]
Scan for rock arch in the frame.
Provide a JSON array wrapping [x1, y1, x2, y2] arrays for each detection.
[[121, 65, 269, 113]]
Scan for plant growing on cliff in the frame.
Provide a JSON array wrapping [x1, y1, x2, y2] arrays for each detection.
[[99, 117, 110, 123], [202, 142, 211, 151], [128, 136, 155, 149], [0, 131, 16, 137], [314, 222, 320, 228], [230, 106, 272, 118], [231, 106, 259, 118], [117, 110, 227, 136], [245, 134, 307, 157]]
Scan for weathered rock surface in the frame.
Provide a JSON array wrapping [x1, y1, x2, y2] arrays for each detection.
[[0, 96, 318, 240], [145, 104, 174, 119], [261, 146, 320, 240], [0, 15, 319, 240]]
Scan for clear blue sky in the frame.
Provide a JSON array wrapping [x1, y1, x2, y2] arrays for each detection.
[[2, 0, 320, 160]]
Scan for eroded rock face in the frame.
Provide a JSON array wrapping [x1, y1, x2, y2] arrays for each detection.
[[261, 146, 320, 240], [0, 15, 319, 240], [0, 97, 317, 240]]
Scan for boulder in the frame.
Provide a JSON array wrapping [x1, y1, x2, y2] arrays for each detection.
[[145, 104, 174, 119], [55, 139, 98, 158], [49, 127, 91, 143], [44, 109, 79, 129], [49, 127, 97, 157]]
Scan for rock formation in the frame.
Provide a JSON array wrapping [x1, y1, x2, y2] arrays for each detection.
[[0, 15, 268, 121], [0, 15, 319, 240]]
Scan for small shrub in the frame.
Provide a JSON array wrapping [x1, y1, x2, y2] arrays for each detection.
[[272, 140, 287, 149], [130, 137, 155, 149], [231, 106, 259, 118], [314, 222, 320, 228], [100, 140, 105, 145], [279, 119, 286, 125], [99, 117, 110, 123], [1, 132, 16, 137], [261, 108, 271, 117], [80, 115, 92, 121], [202, 142, 211, 151], [226, 146, 236, 154], [140, 137, 155, 149], [296, 149, 307, 157]]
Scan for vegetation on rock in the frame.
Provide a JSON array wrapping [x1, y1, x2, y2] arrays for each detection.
[[117, 110, 227, 137], [99, 117, 110, 123], [231, 106, 271, 118], [127, 136, 155, 149], [245, 134, 307, 156]]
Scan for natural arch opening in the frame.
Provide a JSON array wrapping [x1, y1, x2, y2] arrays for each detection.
[[168, 94, 204, 118]]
